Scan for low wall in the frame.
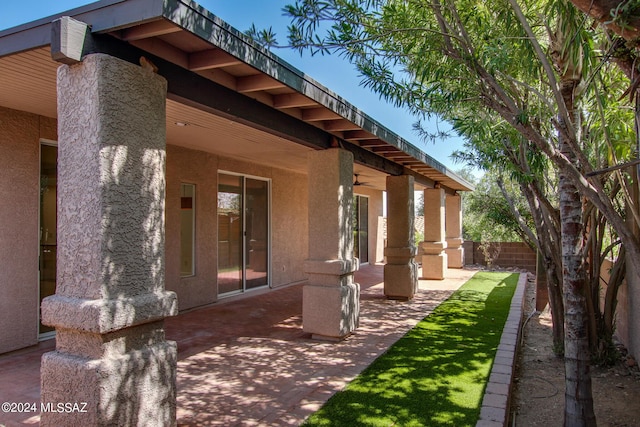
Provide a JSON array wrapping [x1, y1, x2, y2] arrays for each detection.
[[463, 241, 536, 272], [600, 258, 629, 350]]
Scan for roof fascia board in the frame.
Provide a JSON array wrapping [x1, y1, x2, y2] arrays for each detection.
[[0, 0, 164, 58], [162, 0, 472, 191]]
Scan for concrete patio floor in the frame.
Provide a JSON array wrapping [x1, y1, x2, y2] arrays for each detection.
[[0, 264, 477, 426]]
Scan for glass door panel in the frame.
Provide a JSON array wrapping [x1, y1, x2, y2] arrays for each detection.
[[39, 144, 57, 335], [217, 174, 243, 294], [358, 196, 369, 264], [245, 178, 268, 290], [354, 195, 369, 264], [217, 173, 270, 295]]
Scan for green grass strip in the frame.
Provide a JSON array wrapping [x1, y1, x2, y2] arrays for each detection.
[[304, 272, 519, 427]]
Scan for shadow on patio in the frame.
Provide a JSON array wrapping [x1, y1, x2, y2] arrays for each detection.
[[0, 264, 476, 426]]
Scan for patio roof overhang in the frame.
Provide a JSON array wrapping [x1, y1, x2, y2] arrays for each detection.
[[0, 0, 474, 193]]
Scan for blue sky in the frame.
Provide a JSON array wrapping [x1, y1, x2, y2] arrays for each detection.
[[0, 0, 468, 172]]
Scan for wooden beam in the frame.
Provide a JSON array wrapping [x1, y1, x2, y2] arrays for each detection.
[[189, 48, 242, 70], [324, 119, 361, 131], [273, 93, 317, 108], [344, 130, 377, 140], [237, 74, 286, 93], [54, 32, 432, 179], [120, 20, 181, 41], [371, 146, 401, 154], [359, 139, 389, 148], [302, 107, 342, 121]]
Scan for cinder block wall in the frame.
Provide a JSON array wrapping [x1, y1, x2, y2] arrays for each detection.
[[463, 241, 536, 272]]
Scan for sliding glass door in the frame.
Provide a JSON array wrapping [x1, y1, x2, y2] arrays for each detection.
[[39, 143, 57, 336], [354, 195, 369, 264], [217, 172, 269, 295]]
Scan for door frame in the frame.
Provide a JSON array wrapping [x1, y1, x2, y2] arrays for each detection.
[[354, 193, 369, 265], [38, 139, 58, 341], [217, 170, 272, 296]]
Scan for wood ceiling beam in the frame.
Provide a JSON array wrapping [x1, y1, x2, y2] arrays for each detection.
[[120, 20, 181, 41], [371, 146, 401, 154], [273, 93, 317, 108], [189, 48, 242, 70], [302, 107, 342, 121], [324, 119, 361, 131], [52, 30, 450, 182], [237, 74, 287, 93], [358, 139, 389, 148], [344, 130, 377, 140]]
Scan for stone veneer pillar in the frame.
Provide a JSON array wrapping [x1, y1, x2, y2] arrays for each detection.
[[303, 148, 360, 340], [384, 175, 418, 299], [420, 187, 448, 280], [445, 193, 464, 268], [40, 54, 178, 426]]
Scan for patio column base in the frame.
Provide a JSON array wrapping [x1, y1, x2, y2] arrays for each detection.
[[41, 323, 176, 426], [384, 247, 418, 300], [446, 237, 464, 269], [421, 253, 448, 280], [303, 282, 360, 340], [420, 240, 447, 280]]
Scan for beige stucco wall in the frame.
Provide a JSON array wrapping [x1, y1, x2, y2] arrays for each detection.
[[0, 106, 56, 354], [218, 157, 309, 289], [354, 187, 384, 263], [165, 145, 218, 311], [0, 104, 380, 350], [165, 148, 309, 311]]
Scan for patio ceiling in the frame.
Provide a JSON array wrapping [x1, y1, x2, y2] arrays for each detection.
[[0, 0, 474, 193]]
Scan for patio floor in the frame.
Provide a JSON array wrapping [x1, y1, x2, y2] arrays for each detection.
[[0, 264, 477, 426]]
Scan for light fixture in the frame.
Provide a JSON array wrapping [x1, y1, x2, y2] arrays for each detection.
[[175, 121, 189, 127]]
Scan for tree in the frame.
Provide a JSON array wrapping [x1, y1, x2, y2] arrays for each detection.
[[259, 1, 640, 425]]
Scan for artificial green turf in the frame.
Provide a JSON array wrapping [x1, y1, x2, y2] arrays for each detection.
[[303, 271, 519, 427]]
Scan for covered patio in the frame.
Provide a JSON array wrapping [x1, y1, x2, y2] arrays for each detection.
[[0, 264, 476, 426]]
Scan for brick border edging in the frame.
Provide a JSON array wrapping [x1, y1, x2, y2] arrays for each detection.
[[476, 272, 527, 427]]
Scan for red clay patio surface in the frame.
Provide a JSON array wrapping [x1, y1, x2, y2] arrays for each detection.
[[0, 264, 476, 426]]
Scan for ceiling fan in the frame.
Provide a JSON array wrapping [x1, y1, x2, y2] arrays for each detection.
[[353, 173, 370, 187]]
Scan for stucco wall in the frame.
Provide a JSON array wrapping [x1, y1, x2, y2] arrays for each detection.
[[165, 149, 310, 311], [218, 157, 309, 289], [271, 167, 308, 287], [0, 106, 56, 354], [600, 258, 629, 352], [166, 145, 218, 311]]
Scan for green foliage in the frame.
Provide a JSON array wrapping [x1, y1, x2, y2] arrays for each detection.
[[303, 272, 518, 427], [462, 171, 528, 243]]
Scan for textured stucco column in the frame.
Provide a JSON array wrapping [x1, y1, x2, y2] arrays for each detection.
[[384, 175, 418, 299], [40, 54, 178, 426], [445, 193, 464, 268], [420, 188, 448, 280], [303, 149, 360, 340]]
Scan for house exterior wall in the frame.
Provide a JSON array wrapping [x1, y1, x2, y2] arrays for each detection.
[[165, 146, 310, 312], [0, 106, 57, 354], [165, 145, 219, 311], [0, 104, 384, 352]]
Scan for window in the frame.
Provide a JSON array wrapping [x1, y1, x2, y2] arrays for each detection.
[[180, 183, 195, 277]]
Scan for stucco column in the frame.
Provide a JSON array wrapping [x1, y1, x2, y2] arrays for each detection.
[[445, 193, 464, 268], [40, 54, 178, 426], [384, 175, 418, 299], [420, 187, 448, 280], [303, 148, 360, 340]]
